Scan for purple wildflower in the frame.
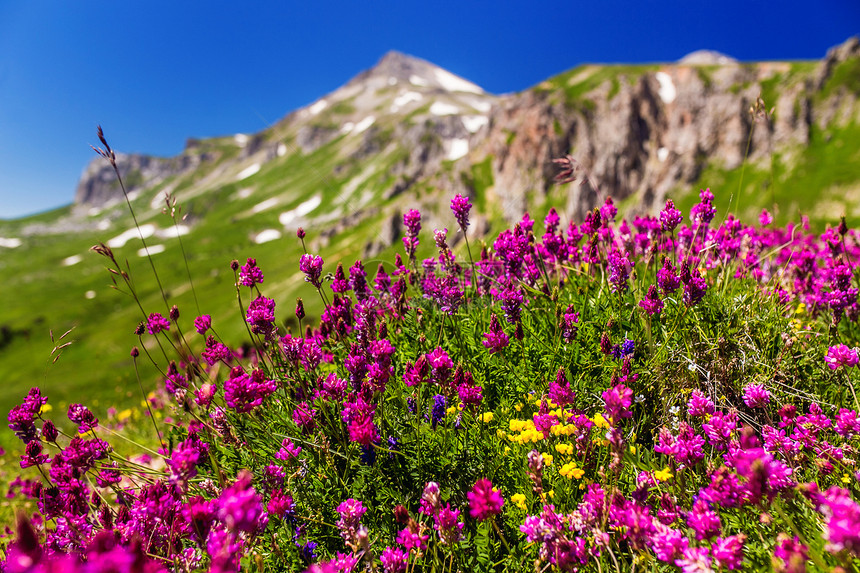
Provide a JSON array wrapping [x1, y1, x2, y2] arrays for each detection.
[[687, 390, 715, 417], [434, 503, 464, 545], [238, 257, 264, 287], [299, 254, 324, 288], [600, 197, 617, 222], [396, 527, 428, 553], [825, 344, 859, 369], [773, 534, 808, 573], [602, 384, 633, 424], [224, 367, 277, 413], [268, 489, 295, 519], [675, 546, 713, 573], [336, 498, 367, 548], [500, 285, 524, 324], [548, 368, 576, 407], [202, 336, 233, 365], [702, 410, 738, 450], [166, 438, 200, 490], [246, 295, 276, 335], [67, 403, 98, 434], [607, 250, 630, 292], [560, 305, 580, 343], [682, 267, 708, 307], [193, 314, 212, 335], [639, 284, 664, 316], [402, 209, 421, 258], [657, 258, 681, 295], [820, 487, 860, 554], [659, 199, 683, 232], [482, 314, 509, 354], [433, 228, 448, 250], [712, 534, 745, 570], [146, 312, 170, 335], [450, 194, 472, 230], [835, 408, 860, 438], [743, 383, 770, 408], [430, 395, 446, 429], [380, 546, 409, 573], [217, 470, 263, 534], [690, 188, 717, 227], [293, 402, 318, 434]]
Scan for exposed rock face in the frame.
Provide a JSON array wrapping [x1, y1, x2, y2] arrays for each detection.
[[474, 37, 859, 220], [73, 152, 208, 214]]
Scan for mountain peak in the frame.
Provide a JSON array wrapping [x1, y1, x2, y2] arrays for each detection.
[[351, 50, 485, 94], [678, 50, 737, 65]]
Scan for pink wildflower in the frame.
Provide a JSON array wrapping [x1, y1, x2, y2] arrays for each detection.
[[467, 478, 504, 521], [825, 344, 859, 369]]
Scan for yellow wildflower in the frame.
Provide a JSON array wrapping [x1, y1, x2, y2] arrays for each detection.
[[654, 467, 673, 482], [593, 413, 610, 429], [560, 462, 584, 479], [514, 403, 523, 412], [482, 412, 494, 423], [511, 493, 527, 510], [542, 453, 554, 466]]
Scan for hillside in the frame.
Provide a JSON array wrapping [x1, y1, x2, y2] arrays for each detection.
[[1, 39, 859, 443]]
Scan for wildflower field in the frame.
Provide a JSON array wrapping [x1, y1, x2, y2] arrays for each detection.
[[4, 140, 860, 572]]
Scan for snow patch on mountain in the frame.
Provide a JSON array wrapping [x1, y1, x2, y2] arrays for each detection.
[[430, 102, 460, 116], [391, 91, 423, 112], [447, 139, 469, 161], [108, 224, 156, 248], [252, 197, 280, 214], [353, 116, 375, 134], [462, 116, 489, 133], [434, 68, 482, 94], [254, 229, 282, 244], [137, 244, 165, 256], [655, 72, 677, 104], [237, 164, 261, 180], [279, 196, 322, 227], [309, 100, 328, 115], [157, 225, 190, 238]]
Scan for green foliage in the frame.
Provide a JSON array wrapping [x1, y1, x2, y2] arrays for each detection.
[[672, 121, 860, 228], [818, 56, 860, 100]]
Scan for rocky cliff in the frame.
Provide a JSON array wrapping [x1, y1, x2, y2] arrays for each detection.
[[470, 37, 859, 221]]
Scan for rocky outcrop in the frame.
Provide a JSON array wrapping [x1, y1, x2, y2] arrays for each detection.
[[472, 37, 859, 220], [73, 151, 209, 213]]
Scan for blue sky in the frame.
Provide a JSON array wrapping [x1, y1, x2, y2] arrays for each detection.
[[0, 1, 857, 219]]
